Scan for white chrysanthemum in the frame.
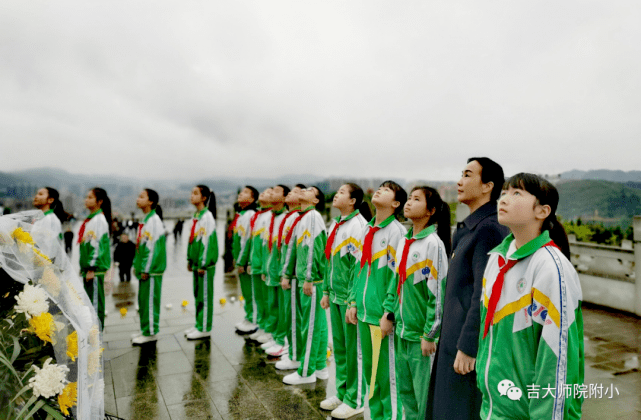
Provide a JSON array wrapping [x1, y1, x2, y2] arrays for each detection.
[[89, 324, 100, 348], [14, 284, 49, 319], [87, 348, 103, 376], [28, 358, 69, 398], [39, 267, 61, 297]]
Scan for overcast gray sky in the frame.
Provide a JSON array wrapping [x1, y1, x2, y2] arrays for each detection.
[[1, 1, 639, 181]]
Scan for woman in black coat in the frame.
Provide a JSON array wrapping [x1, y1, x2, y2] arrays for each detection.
[[427, 158, 509, 420]]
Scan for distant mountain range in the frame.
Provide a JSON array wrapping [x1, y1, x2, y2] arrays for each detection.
[[561, 169, 641, 184]]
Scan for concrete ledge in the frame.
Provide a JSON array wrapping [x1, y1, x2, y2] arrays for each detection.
[[579, 274, 636, 313]]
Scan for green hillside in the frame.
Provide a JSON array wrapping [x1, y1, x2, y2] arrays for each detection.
[[557, 180, 641, 226]]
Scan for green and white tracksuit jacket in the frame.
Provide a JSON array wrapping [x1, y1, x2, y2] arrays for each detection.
[[389, 224, 448, 344], [233, 208, 256, 266], [282, 207, 328, 377], [323, 210, 367, 305], [249, 210, 272, 275], [187, 208, 218, 271], [349, 215, 407, 325], [79, 209, 111, 274], [133, 209, 167, 276], [477, 231, 584, 420], [134, 209, 167, 336]]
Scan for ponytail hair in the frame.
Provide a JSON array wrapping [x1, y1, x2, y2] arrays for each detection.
[[345, 183, 372, 221], [91, 187, 112, 235], [244, 185, 259, 211], [197, 185, 217, 220], [311, 186, 325, 212], [502, 173, 570, 259], [144, 188, 163, 220], [44, 187, 68, 223], [411, 186, 452, 256]]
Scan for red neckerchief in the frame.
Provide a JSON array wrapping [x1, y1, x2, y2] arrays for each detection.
[[77, 218, 90, 244], [324, 219, 346, 260], [277, 211, 298, 249], [396, 237, 417, 300], [227, 213, 240, 239], [136, 223, 145, 248], [268, 212, 277, 252], [189, 218, 198, 243], [483, 240, 559, 338], [360, 225, 381, 271], [249, 209, 269, 231], [284, 210, 310, 245]]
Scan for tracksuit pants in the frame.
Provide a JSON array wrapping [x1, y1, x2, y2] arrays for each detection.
[[397, 338, 433, 420], [284, 279, 301, 362], [138, 275, 162, 336], [84, 273, 105, 330], [252, 274, 267, 330], [330, 302, 366, 410], [193, 267, 215, 332], [273, 287, 289, 347], [239, 271, 256, 324], [265, 284, 285, 344], [359, 321, 402, 420], [297, 283, 328, 378]]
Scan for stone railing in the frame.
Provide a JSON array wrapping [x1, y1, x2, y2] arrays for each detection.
[[570, 216, 640, 316]]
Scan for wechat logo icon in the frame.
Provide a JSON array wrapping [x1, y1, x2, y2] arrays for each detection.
[[498, 379, 522, 401]]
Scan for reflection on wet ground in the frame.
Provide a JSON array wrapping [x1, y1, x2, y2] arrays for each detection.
[[97, 224, 641, 419]]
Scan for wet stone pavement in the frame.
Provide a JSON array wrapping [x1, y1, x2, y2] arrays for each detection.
[[85, 222, 641, 419]]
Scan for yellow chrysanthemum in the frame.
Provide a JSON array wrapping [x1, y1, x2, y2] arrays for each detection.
[[58, 382, 77, 416], [28, 312, 56, 344], [33, 248, 52, 266], [66, 331, 78, 362], [11, 227, 34, 245]]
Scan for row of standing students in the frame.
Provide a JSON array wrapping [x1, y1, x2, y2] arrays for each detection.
[[229, 157, 584, 420], [31, 185, 220, 345]]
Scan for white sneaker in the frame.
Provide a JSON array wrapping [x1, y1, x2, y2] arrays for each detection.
[[236, 320, 257, 331], [132, 335, 157, 345], [260, 340, 276, 350], [320, 395, 342, 411], [331, 403, 365, 419], [275, 358, 301, 370], [256, 333, 273, 344], [184, 327, 196, 336], [248, 329, 264, 340], [283, 372, 316, 385], [315, 367, 329, 380], [186, 330, 211, 340], [267, 345, 289, 357]]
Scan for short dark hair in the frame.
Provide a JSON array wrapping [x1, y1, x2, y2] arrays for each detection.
[[467, 157, 504, 202], [275, 184, 291, 197]]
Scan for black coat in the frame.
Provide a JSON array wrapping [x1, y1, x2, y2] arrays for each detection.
[[427, 201, 509, 420]]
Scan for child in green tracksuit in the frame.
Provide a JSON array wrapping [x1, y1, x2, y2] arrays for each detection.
[[477, 173, 584, 420], [79, 187, 112, 330], [233, 186, 259, 333], [282, 186, 328, 385], [245, 189, 273, 342], [384, 187, 450, 420], [186, 185, 219, 340], [347, 180, 407, 420], [275, 185, 306, 369], [132, 189, 167, 345], [261, 185, 291, 354], [319, 183, 370, 419]]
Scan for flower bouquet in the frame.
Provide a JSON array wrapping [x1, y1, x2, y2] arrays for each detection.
[[0, 211, 105, 419]]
